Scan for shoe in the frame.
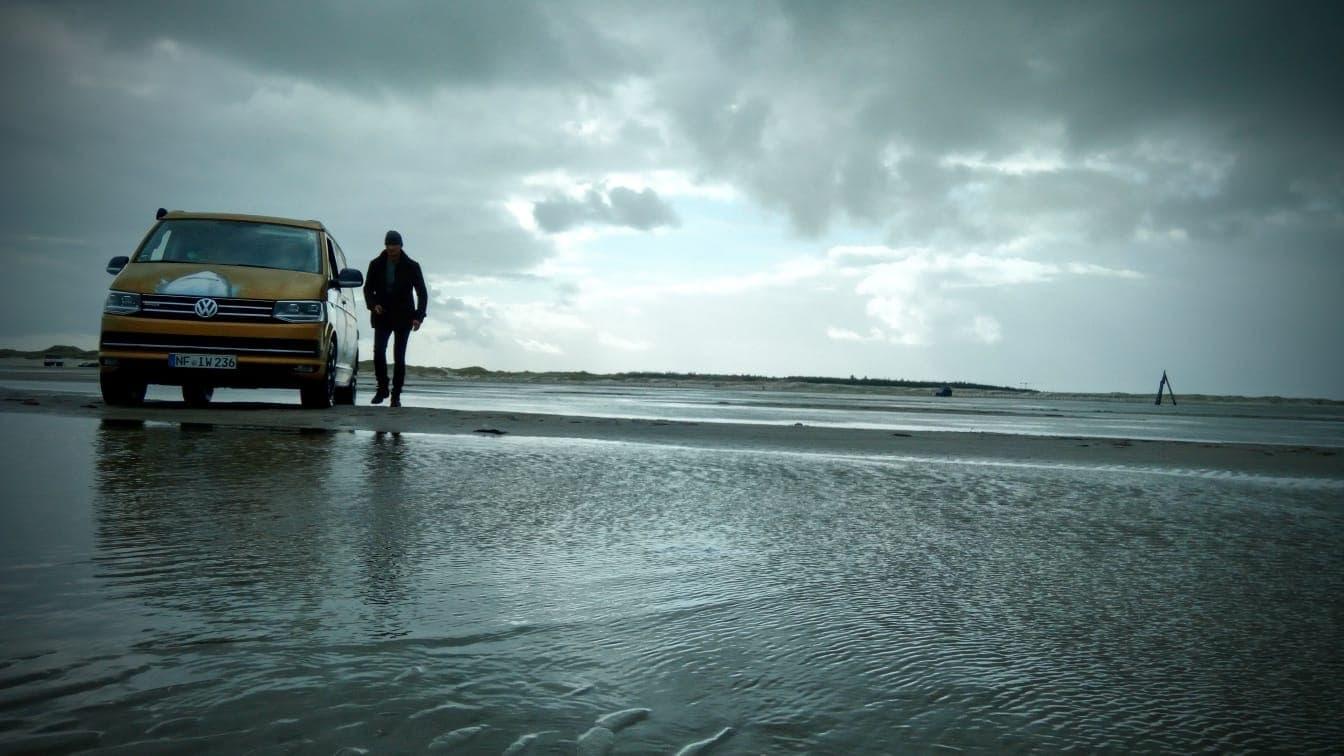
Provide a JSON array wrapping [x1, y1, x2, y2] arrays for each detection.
[[371, 387, 389, 405], [390, 394, 402, 408]]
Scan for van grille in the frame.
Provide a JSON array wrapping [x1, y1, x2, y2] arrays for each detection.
[[138, 294, 275, 322], [100, 331, 319, 356]]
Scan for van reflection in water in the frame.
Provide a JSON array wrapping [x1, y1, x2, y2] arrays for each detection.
[[94, 422, 344, 631], [94, 422, 438, 641]]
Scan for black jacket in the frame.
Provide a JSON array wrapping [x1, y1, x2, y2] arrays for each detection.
[[364, 251, 428, 329]]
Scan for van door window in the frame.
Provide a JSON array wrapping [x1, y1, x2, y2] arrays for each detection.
[[332, 240, 348, 271], [326, 239, 340, 278]]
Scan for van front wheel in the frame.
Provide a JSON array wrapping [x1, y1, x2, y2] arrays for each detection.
[[334, 372, 356, 405], [334, 348, 357, 405], [182, 385, 213, 408], [300, 343, 337, 409], [100, 374, 147, 407]]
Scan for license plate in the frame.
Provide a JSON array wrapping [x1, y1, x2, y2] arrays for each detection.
[[169, 353, 237, 369]]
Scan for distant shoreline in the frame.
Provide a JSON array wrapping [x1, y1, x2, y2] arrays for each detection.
[[5, 356, 1342, 406], [3, 348, 1341, 404], [1, 347, 1029, 394], [1, 380, 1341, 480]]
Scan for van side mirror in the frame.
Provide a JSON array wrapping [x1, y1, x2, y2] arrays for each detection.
[[107, 256, 129, 275], [335, 268, 364, 288]]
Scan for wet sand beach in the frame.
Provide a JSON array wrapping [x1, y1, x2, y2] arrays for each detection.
[[1, 380, 1341, 480], [2, 373, 1343, 753]]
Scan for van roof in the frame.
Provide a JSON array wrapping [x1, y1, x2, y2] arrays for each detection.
[[160, 211, 327, 231]]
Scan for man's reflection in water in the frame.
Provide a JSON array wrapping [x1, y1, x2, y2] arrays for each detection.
[[92, 421, 337, 632], [357, 431, 418, 638]]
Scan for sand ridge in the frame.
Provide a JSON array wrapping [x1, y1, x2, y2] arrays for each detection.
[[1, 385, 1340, 479]]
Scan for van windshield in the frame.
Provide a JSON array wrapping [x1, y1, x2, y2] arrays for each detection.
[[134, 219, 322, 274]]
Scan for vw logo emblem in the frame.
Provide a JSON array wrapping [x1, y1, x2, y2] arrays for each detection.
[[194, 298, 219, 319]]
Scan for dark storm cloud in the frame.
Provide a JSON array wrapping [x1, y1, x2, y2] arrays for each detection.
[[533, 186, 679, 233], [12, 0, 1341, 248], [23, 0, 644, 94], [653, 0, 1344, 244], [0, 4, 561, 342]]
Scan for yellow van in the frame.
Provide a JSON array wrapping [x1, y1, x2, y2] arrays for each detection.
[[100, 210, 363, 409]]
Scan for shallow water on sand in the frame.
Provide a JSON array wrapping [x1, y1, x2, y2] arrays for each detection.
[[1, 413, 1341, 753], [5, 374, 1342, 446]]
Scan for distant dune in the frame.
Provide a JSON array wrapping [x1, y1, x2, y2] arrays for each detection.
[[6, 346, 1338, 404], [355, 360, 1032, 394], [0, 345, 98, 360]]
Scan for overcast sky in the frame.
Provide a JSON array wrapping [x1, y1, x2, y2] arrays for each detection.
[[2, 1, 1341, 397]]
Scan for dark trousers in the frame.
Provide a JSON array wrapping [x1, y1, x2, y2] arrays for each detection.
[[373, 325, 411, 392]]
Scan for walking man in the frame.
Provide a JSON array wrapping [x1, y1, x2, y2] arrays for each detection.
[[364, 230, 427, 407]]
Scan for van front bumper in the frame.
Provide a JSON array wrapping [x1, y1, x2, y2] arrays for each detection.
[[98, 352, 326, 389], [99, 315, 328, 388]]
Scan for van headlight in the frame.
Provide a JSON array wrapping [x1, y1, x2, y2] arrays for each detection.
[[104, 291, 141, 315], [273, 300, 325, 323]]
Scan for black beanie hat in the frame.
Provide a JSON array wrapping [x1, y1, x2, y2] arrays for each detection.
[[385, 229, 403, 246]]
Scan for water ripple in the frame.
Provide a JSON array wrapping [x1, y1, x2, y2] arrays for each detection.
[[0, 418, 1339, 753]]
